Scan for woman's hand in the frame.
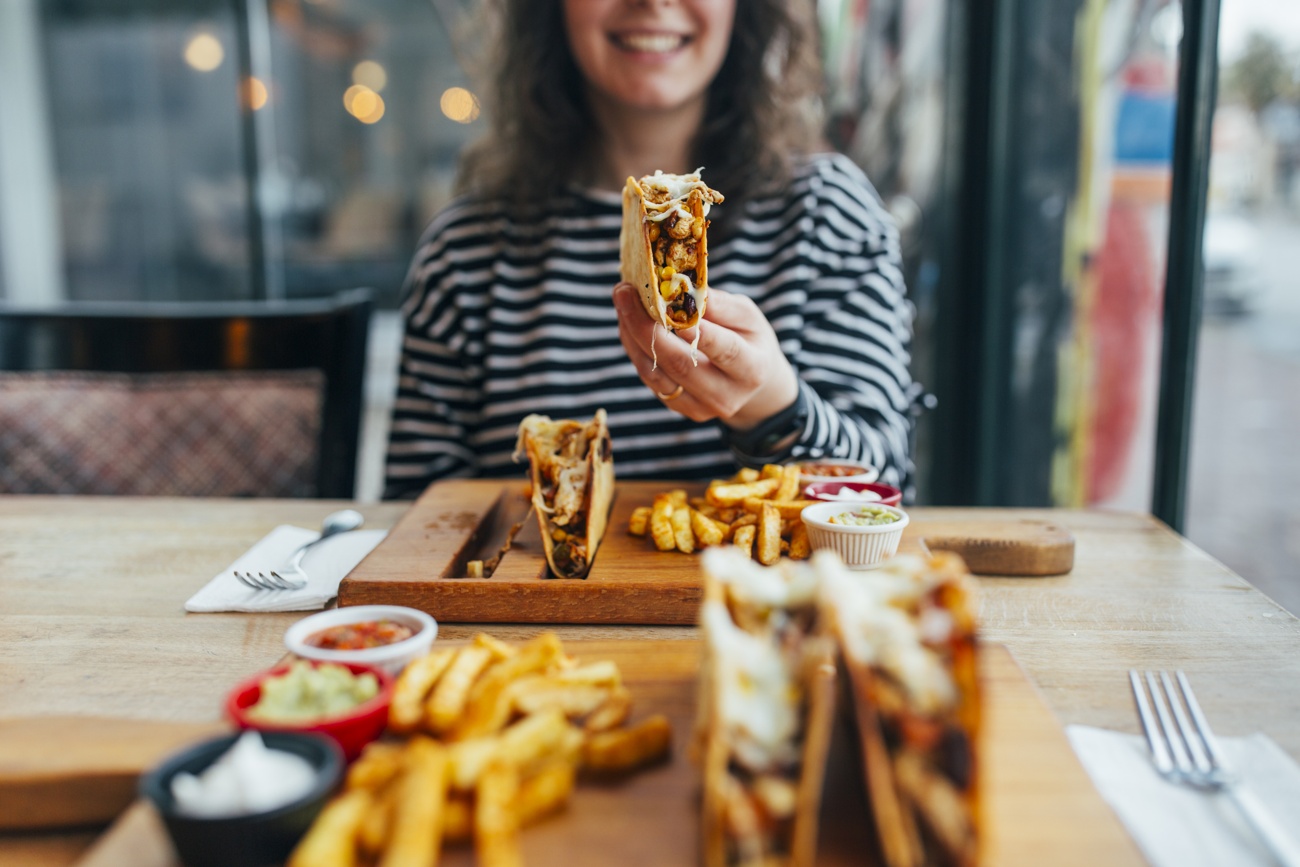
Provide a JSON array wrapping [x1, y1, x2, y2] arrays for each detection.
[[613, 282, 799, 432]]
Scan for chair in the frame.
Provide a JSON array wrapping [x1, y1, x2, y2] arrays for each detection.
[[0, 289, 372, 498]]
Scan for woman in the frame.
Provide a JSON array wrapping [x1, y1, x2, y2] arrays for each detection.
[[384, 0, 917, 499]]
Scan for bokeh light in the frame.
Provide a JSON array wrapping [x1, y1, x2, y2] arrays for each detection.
[[440, 87, 480, 124], [244, 77, 269, 111], [184, 33, 224, 72], [352, 60, 388, 92], [344, 84, 385, 124]]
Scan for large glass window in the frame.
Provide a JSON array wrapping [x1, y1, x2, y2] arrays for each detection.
[[41, 1, 252, 301], [1185, 0, 1300, 614], [32, 0, 478, 306]]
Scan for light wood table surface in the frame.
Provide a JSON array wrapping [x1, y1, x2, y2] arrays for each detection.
[[2, 496, 1298, 864]]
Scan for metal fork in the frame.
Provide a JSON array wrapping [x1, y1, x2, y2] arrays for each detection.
[[233, 509, 365, 591], [233, 544, 310, 591], [1130, 670, 1300, 867]]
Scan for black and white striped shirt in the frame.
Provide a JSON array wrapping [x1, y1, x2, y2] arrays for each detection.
[[384, 153, 916, 500]]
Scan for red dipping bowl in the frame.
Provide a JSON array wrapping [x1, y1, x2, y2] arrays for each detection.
[[803, 480, 903, 508], [225, 660, 394, 761]]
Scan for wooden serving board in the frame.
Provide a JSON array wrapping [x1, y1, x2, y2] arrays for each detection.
[[74, 641, 1140, 867], [339, 480, 1075, 624], [0, 717, 226, 831]]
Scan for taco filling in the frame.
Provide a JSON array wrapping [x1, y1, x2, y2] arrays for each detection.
[[637, 170, 725, 328], [515, 410, 614, 579]]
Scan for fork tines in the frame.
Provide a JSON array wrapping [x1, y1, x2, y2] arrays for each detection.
[[1129, 669, 1225, 788]]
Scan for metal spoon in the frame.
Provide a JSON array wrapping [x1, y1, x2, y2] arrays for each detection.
[[234, 509, 365, 591]]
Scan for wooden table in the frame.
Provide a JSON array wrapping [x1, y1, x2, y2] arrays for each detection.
[[2, 496, 1298, 865]]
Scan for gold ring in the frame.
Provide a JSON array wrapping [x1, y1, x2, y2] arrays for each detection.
[[657, 385, 685, 401]]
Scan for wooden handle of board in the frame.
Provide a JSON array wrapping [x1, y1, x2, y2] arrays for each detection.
[[910, 519, 1075, 577], [0, 717, 225, 830]]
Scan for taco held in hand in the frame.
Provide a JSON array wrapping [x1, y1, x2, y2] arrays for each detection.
[[620, 169, 725, 334], [515, 409, 615, 579]]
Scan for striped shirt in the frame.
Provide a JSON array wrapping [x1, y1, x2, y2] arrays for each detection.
[[384, 153, 916, 500]]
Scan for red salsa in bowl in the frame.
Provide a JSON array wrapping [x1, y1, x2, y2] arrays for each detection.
[[284, 605, 437, 676], [305, 620, 415, 651]]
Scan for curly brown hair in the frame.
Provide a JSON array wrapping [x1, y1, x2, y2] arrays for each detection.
[[456, 0, 826, 223]]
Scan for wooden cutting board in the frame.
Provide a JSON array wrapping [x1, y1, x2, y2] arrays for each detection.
[[0, 717, 226, 831], [73, 641, 1139, 867], [339, 480, 1074, 624]]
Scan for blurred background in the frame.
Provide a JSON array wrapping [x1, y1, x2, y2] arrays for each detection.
[[0, 0, 1296, 611]]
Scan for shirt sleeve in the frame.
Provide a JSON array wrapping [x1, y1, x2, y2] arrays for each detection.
[[382, 207, 486, 500], [786, 156, 917, 491]]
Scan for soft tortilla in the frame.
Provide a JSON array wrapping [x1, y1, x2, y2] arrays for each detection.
[[517, 409, 614, 580], [619, 176, 710, 331]]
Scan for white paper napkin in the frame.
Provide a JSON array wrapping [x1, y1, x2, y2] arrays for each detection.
[[1067, 725, 1300, 867], [185, 525, 387, 613]]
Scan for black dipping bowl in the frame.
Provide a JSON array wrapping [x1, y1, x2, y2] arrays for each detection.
[[139, 731, 343, 867]]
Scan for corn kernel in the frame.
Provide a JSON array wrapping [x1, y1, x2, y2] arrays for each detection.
[[659, 265, 675, 279], [648, 223, 660, 241], [551, 528, 567, 542], [659, 280, 674, 299]]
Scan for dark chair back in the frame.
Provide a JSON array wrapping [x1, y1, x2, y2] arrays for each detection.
[[0, 289, 372, 498]]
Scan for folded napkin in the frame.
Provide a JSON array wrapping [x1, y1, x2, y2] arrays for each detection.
[[1067, 724, 1300, 867], [185, 525, 387, 613]]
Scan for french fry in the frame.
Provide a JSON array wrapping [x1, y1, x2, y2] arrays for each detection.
[[390, 648, 455, 734], [690, 509, 726, 547], [497, 708, 576, 777], [358, 783, 394, 859], [286, 788, 372, 867], [741, 496, 819, 520], [475, 760, 523, 867], [512, 681, 611, 718], [667, 488, 688, 506], [756, 502, 781, 566], [717, 507, 739, 524], [517, 762, 577, 826], [733, 467, 760, 483], [628, 506, 651, 536], [378, 738, 449, 867], [449, 708, 574, 791], [552, 659, 621, 687], [447, 737, 500, 793], [774, 462, 801, 502], [671, 506, 694, 554], [454, 632, 565, 739], [788, 520, 811, 560], [733, 524, 756, 558], [760, 464, 783, 480], [443, 796, 473, 845], [706, 478, 780, 508], [474, 633, 517, 660], [650, 494, 676, 552], [427, 646, 494, 733], [467, 559, 485, 578], [584, 685, 632, 732], [582, 714, 673, 774], [346, 741, 404, 790]]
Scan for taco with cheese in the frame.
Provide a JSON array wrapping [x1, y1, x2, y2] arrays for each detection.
[[621, 169, 725, 334], [696, 547, 836, 867], [817, 551, 981, 867], [514, 409, 615, 579]]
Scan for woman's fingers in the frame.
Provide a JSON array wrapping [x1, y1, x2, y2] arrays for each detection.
[[611, 282, 796, 427]]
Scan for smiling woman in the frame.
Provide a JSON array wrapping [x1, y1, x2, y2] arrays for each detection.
[[562, 0, 734, 115], [383, 0, 920, 500]]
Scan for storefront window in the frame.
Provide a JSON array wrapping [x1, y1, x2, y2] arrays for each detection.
[[1186, 2, 1300, 613]]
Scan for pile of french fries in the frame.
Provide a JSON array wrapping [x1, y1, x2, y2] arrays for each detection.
[[629, 464, 815, 566], [288, 632, 673, 867]]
